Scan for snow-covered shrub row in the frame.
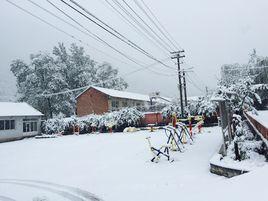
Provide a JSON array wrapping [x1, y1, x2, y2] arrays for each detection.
[[162, 96, 217, 118], [43, 107, 144, 134], [226, 117, 266, 161]]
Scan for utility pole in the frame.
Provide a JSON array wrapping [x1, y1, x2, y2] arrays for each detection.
[[171, 50, 185, 118], [182, 70, 188, 107], [205, 86, 209, 96]]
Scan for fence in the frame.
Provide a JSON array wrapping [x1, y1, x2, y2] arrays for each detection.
[[244, 112, 268, 141]]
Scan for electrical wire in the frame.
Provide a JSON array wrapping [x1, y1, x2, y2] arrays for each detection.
[[140, 0, 183, 50], [121, 0, 174, 51], [110, 0, 173, 54], [100, 0, 169, 56], [133, 0, 177, 50], [48, 0, 177, 75], [185, 74, 205, 93], [40, 57, 175, 97], [48, 0, 155, 66], [5, 0, 177, 98], [25, 0, 132, 67], [62, 0, 175, 70]]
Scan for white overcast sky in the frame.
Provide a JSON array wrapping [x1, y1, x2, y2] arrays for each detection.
[[0, 0, 268, 99]]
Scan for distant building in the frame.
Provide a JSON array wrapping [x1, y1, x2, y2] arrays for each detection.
[[0, 102, 43, 142], [76, 86, 170, 117]]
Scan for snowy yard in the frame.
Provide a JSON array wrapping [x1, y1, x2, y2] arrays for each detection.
[[0, 127, 267, 201]]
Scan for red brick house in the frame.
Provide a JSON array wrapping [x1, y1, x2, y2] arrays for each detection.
[[76, 86, 151, 117]]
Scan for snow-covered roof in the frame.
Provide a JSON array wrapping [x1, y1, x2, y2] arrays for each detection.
[[76, 86, 173, 104], [76, 86, 150, 102], [188, 96, 202, 102], [0, 102, 43, 117], [93, 86, 150, 101], [252, 84, 268, 91]]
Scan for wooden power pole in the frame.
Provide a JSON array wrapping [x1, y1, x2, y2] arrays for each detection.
[[182, 70, 188, 107], [171, 50, 185, 118]]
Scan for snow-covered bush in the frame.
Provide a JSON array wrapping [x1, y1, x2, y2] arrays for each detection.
[[161, 103, 181, 118], [43, 116, 79, 134], [226, 118, 266, 161], [43, 107, 144, 134], [162, 97, 217, 118], [116, 107, 144, 127], [188, 96, 217, 117], [213, 76, 261, 114]]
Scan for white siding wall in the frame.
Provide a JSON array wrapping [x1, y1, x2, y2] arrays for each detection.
[[0, 116, 41, 142], [108, 97, 147, 111]]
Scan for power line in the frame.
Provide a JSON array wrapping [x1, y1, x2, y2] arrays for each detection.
[[25, 0, 129, 66], [110, 0, 173, 54], [58, 0, 151, 63], [5, 0, 179, 103], [133, 0, 178, 50], [12, 0, 144, 70], [47, 0, 177, 76], [186, 74, 205, 93], [61, 0, 174, 70], [121, 0, 174, 51], [7, 0, 174, 81], [40, 57, 175, 97], [140, 0, 183, 50], [47, 0, 149, 66], [100, 0, 169, 56], [107, 0, 177, 67]]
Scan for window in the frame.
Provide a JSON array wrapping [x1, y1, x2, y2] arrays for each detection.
[[23, 119, 38, 133], [5, 120, 10, 130], [122, 101, 128, 107], [136, 103, 141, 107], [10, 120, 15, 129], [111, 100, 119, 108], [23, 122, 26, 132], [0, 121, 4, 130], [0, 120, 15, 130]]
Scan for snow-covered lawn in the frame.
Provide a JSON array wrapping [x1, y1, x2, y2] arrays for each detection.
[[0, 127, 267, 201]]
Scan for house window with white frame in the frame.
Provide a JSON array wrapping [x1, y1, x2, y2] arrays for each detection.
[[23, 119, 38, 133], [0, 120, 15, 130]]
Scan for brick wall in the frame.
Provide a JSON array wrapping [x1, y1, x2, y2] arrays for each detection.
[[245, 112, 268, 140], [142, 112, 169, 125], [76, 88, 109, 117]]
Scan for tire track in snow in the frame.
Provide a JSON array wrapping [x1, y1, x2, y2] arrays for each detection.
[[0, 181, 86, 201], [0, 180, 102, 201], [21, 180, 101, 201], [0, 196, 16, 201]]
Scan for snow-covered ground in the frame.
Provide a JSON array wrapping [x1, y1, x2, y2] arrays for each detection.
[[0, 127, 267, 201]]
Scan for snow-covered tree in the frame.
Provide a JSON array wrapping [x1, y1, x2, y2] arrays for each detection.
[[214, 76, 261, 113], [11, 53, 72, 118], [11, 43, 128, 118], [188, 96, 217, 117], [161, 102, 181, 118]]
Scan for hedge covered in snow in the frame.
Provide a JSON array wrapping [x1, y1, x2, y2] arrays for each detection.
[[161, 96, 217, 118], [43, 108, 144, 134]]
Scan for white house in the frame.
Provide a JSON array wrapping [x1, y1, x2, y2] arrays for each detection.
[[0, 102, 43, 142]]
